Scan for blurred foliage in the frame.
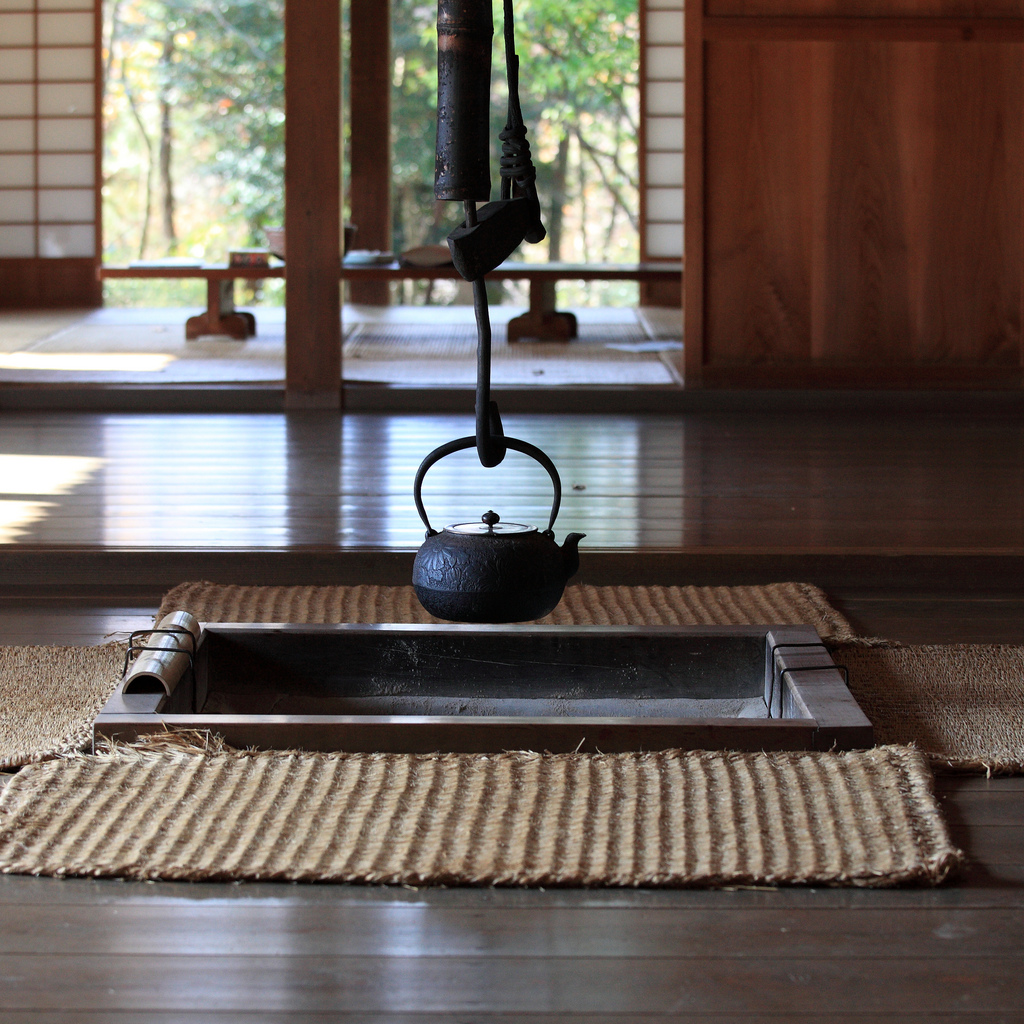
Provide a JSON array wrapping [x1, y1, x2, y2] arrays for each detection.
[[102, 276, 285, 308], [103, 0, 284, 274], [103, 0, 638, 307], [390, 0, 640, 305]]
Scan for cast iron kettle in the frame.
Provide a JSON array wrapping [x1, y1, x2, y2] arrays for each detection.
[[411, 0, 584, 623], [412, 436, 585, 623]]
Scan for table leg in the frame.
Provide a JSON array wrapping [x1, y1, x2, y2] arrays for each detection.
[[185, 278, 254, 340], [506, 279, 577, 342]]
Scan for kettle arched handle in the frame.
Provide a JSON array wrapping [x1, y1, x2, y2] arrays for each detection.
[[413, 435, 562, 537]]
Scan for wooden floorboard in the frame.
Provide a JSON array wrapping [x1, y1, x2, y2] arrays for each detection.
[[5, 410, 1024, 604], [2, 1017, 1023, 1024], [1, 409, 1024, 1019], [0, 603, 154, 644], [2, 953, 1024, 1014], [4, 902, 1023, 958], [0, 410, 1022, 552], [833, 595, 1024, 645]]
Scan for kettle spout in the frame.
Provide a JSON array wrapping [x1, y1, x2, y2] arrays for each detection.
[[560, 532, 586, 581]]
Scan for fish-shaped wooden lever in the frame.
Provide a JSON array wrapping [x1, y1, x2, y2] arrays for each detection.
[[447, 196, 544, 281]]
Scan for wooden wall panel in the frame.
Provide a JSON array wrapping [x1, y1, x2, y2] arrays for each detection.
[[708, 0, 1024, 16], [0, 258, 100, 308], [913, 44, 1022, 364], [702, 39, 1022, 379], [705, 43, 816, 364], [820, 42, 913, 363]]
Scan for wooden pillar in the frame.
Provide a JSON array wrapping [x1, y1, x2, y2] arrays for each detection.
[[285, 0, 342, 408], [348, 0, 392, 306], [682, 0, 704, 387]]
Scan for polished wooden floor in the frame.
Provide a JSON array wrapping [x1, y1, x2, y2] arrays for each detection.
[[2, 408, 1022, 550], [1, 408, 1024, 1020], [3, 408, 1024, 640]]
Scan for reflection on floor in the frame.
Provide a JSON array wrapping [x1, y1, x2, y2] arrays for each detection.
[[4, 406, 1024, 652], [0, 412, 656, 549], [0, 305, 683, 386], [4, 407, 1024, 554]]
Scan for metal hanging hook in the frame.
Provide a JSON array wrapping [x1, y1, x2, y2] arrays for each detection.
[[466, 200, 506, 468], [432, 0, 546, 471]]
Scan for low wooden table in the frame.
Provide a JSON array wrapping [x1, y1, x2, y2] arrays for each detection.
[[99, 263, 286, 340], [99, 260, 683, 342], [342, 260, 683, 340]]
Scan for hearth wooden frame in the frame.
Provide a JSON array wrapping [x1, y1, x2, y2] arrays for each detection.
[[93, 623, 872, 754]]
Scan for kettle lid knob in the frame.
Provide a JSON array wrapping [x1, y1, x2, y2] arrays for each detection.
[[481, 510, 500, 531]]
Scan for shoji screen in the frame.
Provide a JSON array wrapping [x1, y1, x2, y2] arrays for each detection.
[[641, 0, 684, 264], [0, 0, 100, 306]]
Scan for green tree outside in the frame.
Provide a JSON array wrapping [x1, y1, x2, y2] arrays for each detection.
[[103, 0, 285, 305], [389, 0, 639, 306], [102, 0, 638, 308]]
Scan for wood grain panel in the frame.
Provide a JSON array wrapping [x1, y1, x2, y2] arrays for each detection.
[[0, 258, 101, 308], [824, 42, 1021, 365], [822, 41, 912, 362], [708, 0, 1024, 17], [702, 40, 1022, 375], [705, 42, 815, 364], [702, 17, 1024, 41], [915, 44, 1022, 363]]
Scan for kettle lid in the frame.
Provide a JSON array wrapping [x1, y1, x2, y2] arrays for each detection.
[[444, 510, 535, 536]]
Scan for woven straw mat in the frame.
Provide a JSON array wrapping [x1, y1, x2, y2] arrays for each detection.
[[0, 643, 123, 770], [0, 741, 961, 887], [835, 644, 1024, 773]]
